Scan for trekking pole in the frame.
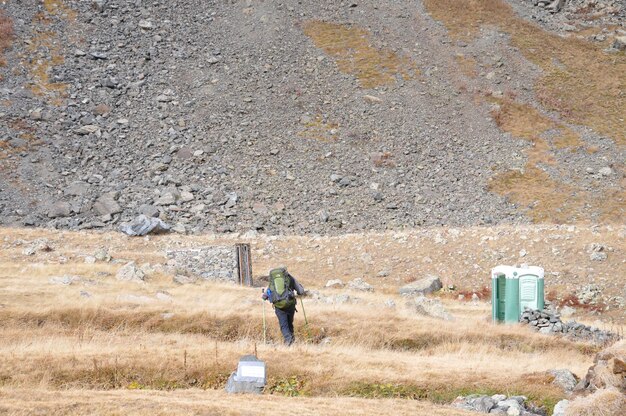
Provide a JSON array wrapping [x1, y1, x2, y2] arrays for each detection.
[[299, 296, 311, 342], [262, 298, 267, 345]]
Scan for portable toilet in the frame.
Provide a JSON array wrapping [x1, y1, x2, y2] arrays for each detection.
[[491, 265, 544, 323]]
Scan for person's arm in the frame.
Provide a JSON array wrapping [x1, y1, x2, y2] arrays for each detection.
[[290, 275, 305, 296], [261, 287, 270, 300]]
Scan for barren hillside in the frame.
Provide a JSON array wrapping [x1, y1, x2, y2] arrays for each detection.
[[0, 0, 624, 234]]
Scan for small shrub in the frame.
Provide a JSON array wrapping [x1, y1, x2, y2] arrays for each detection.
[[268, 376, 307, 397]]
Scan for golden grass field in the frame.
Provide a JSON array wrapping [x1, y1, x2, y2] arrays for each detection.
[[0, 226, 623, 415]]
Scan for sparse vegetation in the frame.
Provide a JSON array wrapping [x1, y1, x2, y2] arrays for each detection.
[[454, 54, 478, 78], [0, 11, 14, 69], [423, 0, 626, 145], [302, 20, 418, 88]]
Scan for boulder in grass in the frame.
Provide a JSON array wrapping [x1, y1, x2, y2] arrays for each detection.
[[549, 369, 578, 393], [325, 279, 344, 288], [399, 275, 442, 296], [347, 277, 373, 292], [408, 295, 452, 320], [116, 262, 146, 282]]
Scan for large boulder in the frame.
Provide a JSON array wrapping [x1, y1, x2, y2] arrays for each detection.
[[399, 275, 442, 296], [47, 201, 71, 218], [94, 193, 122, 216], [407, 295, 452, 320]]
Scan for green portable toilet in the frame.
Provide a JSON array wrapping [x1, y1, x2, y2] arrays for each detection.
[[491, 265, 544, 323]]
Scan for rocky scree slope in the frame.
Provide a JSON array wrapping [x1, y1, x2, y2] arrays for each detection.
[[0, 0, 623, 234]]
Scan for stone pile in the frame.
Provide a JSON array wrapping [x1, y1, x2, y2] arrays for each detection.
[[519, 307, 621, 345], [574, 340, 626, 393], [166, 246, 238, 283], [452, 394, 544, 416]]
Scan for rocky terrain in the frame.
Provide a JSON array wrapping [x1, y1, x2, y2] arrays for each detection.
[[0, 0, 624, 234]]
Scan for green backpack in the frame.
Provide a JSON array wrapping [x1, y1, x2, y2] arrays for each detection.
[[268, 268, 296, 310]]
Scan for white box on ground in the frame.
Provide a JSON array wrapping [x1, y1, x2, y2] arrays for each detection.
[[235, 359, 266, 382]]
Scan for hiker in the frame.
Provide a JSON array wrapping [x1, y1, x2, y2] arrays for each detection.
[[261, 267, 305, 345]]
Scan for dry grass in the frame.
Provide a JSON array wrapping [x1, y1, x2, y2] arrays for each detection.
[[21, 0, 76, 103], [0, 388, 475, 416], [302, 20, 418, 88], [298, 114, 340, 142], [567, 387, 626, 416], [2, 228, 622, 414], [454, 54, 478, 78], [487, 98, 625, 224], [0, 11, 14, 69], [43, 0, 77, 21], [423, 0, 626, 145], [25, 30, 68, 99]]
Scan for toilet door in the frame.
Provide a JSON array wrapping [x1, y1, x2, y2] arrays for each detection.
[[497, 275, 506, 321]]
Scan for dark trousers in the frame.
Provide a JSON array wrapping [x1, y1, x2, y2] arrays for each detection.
[[275, 304, 296, 345]]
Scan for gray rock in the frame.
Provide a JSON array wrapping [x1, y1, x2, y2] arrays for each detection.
[[408, 294, 452, 320], [399, 275, 442, 296], [347, 277, 373, 292], [91, 0, 107, 12], [47, 201, 71, 218], [173, 274, 199, 284], [119, 215, 170, 236], [552, 399, 569, 416], [75, 125, 100, 135], [155, 192, 178, 206], [577, 284, 601, 304], [139, 204, 160, 218], [89, 51, 108, 60], [116, 262, 146, 282], [549, 369, 578, 393], [94, 248, 111, 262], [612, 36, 626, 51], [49, 275, 81, 285], [94, 194, 122, 216], [22, 239, 53, 256], [138, 20, 153, 30], [497, 399, 521, 412], [65, 181, 89, 196], [590, 251, 608, 261], [325, 279, 344, 288]]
